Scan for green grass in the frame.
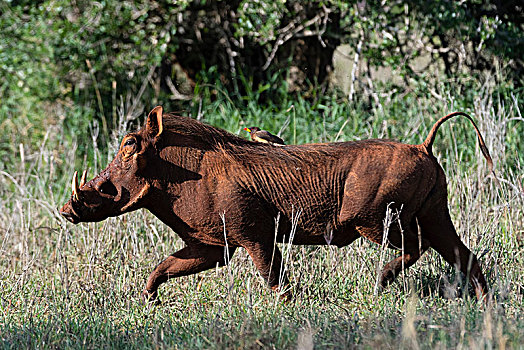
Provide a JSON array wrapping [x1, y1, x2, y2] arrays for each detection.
[[0, 75, 523, 348]]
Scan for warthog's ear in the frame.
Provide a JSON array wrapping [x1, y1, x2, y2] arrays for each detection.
[[146, 106, 163, 138]]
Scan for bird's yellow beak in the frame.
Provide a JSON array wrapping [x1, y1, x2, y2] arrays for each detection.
[[244, 128, 251, 132]]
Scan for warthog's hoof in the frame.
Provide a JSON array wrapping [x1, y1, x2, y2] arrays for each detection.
[[141, 289, 160, 306], [271, 285, 293, 303], [379, 269, 397, 288]]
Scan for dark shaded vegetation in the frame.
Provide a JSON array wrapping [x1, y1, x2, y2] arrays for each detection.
[[1, 1, 522, 126]]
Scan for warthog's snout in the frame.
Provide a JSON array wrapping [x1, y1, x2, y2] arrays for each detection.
[[60, 207, 79, 224]]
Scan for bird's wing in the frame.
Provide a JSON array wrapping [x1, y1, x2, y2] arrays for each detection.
[[254, 130, 286, 145]]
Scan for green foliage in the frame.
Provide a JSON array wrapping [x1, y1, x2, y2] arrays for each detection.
[[345, 0, 524, 79], [2, 0, 522, 146], [235, 0, 286, 43]]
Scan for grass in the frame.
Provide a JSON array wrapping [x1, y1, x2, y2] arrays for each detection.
[[0, 73, 523, 348]]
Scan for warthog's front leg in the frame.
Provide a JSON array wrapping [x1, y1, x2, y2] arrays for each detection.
[[142, 244, 236, 303], [244, 241, 291, 301]]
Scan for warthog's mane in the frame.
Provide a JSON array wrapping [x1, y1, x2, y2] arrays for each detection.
[[163, 113, 248, 146], [161, 113, 397, 167]]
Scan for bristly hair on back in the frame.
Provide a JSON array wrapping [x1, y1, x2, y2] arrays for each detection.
[[161, 113, 249, 148]]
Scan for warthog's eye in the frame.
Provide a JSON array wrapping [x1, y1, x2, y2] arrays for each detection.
[[121, 137, 138, 158], [124, 138, 136, 146]]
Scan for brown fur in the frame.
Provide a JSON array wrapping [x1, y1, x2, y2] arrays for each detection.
[[60, 107, 492, 302]]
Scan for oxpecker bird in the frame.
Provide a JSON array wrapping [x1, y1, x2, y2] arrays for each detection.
[[244, 127, 286, 146]]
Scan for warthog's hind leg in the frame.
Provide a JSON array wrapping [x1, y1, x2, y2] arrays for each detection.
[[142, 244, 236, 303], [379, 219, 430, 288], [419, 208, 488, 301], [380, 249, 426, 288]]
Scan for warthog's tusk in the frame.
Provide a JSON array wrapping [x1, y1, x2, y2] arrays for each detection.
[[80, 169, 87, 188], [72, 171, 79, 201]]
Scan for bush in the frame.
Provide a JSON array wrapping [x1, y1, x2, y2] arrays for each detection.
[[1, 0, 522, 146]]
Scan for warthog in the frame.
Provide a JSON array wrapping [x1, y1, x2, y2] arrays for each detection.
[[60, 106, 493, 302]]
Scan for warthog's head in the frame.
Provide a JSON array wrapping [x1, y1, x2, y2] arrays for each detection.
[[60, 106, 164, 223]]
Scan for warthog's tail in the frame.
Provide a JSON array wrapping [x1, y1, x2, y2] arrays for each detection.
[[422, 111, 494, 174]]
